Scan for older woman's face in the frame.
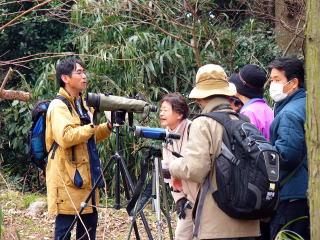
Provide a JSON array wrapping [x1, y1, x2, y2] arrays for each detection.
[[159, 101, 183, 130]]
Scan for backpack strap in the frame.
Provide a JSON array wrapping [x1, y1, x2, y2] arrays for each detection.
[[193, 142, 234, 238], [193, 110, 238, 237], [49, 95, 74, 160], [280, 154, 307, 187], [54, 95, 73, 115], [193, 175, 210, 238], [186, 121, 192, 141], [211, 103, 232, 111]]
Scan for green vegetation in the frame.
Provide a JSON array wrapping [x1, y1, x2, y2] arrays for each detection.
[[275, 216, 308, 240], [0, 0, 282, 197]]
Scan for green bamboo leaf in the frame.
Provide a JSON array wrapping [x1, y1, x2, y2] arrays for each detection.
[[147, 60, 156, 77], [159, 55, 164, 74]]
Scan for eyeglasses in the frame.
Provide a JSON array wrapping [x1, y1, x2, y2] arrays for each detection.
[[72, 70, 87, 76]]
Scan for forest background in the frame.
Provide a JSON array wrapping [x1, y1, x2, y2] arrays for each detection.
[[1, 0, 319, 239]]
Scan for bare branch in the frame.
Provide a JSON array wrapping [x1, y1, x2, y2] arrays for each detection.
[[0, 68, 13, 93], [0, 68, 30, 102], [282, 19, 305, 56], [0, 0, 57, 32], [0, 0, 40, 7], [0, 51, 155, 68]]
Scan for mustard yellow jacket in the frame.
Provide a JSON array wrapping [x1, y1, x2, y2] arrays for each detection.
[[45, 88, 111, 215]]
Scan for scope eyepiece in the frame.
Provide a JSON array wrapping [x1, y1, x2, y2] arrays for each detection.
[[149, 105, 158, 112]]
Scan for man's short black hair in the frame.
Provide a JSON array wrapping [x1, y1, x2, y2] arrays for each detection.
[[56, 58, 85, 87], [268, 56, 305, 88]]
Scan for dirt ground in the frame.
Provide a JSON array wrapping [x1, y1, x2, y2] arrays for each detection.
[[0, 189, 177, 240]]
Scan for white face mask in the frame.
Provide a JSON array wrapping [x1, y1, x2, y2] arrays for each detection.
[[269, 81, 291, 102]]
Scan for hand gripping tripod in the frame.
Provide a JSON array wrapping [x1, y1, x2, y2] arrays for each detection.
[[63, 111, 153, 240]]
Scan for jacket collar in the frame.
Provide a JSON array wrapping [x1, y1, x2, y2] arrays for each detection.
[[202, 96, 231, 114], [274, 88, 306, 115], [59, 87, 75, 104], [166, 118, 190, 135], [58, 87, 89, 110]]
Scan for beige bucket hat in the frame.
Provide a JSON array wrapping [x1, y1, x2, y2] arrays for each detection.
[[189, 64, 237, 99]]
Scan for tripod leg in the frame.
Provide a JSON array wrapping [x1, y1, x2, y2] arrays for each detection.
[[119, 162, 141, 240], [158, 157, 174, 240], [114, 154, 121, 210], [62, 155, 115, 240], [119, 156, 154, 240], [154, 157, 163, 240]]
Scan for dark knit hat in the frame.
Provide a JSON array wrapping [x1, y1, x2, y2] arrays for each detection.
[[228, 64, 267, 99]]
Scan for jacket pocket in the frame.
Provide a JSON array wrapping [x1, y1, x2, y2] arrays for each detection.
[[65, 158, 90, 188], [60, 147, 90, 188]]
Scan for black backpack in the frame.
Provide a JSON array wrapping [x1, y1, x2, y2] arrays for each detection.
[[194, 109, 280, 226], [28, 95, 72, 174]]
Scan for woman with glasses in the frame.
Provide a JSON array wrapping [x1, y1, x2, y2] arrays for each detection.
[[159, 93, 197, 240]]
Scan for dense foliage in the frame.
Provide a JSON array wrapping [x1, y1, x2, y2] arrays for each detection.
[[0, 0, 281, 194]]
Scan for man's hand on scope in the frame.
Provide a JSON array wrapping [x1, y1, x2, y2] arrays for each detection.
[[176, 197, 192, 219]]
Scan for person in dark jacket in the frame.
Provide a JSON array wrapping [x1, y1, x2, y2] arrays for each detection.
[[268, 56, 309, 240]]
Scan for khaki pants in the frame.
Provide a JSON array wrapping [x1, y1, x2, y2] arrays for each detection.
[[175, 207, 194, 240]]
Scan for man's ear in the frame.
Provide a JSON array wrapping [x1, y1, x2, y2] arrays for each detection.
[[61, 74, 69, 85], [292, 78, 299, 89]]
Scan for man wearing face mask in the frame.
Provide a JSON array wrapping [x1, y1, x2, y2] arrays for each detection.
[[268, 56, 310, 240]]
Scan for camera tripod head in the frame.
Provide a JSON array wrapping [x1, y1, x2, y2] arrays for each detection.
[[111, 110, 128, 126]]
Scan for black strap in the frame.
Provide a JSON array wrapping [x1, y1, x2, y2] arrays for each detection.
[[186, 121, 192, 141], [280, 154, 307, 187], [54, 95, 73, 115], [211, 104, 233, 112], [50, 95, 74, 160], [50, 142, 59, 159]]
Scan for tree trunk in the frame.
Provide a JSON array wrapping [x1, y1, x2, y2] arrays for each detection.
[[305, 0, 320, 239]]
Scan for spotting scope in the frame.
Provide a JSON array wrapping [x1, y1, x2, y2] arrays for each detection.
[[86, 93, 157, 114], [134, 126, 180, 141]]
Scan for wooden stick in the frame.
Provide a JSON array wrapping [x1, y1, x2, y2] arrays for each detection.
[[0, 89, 30, 102], [0, 68, 31, 102], [0, 67, 13, 93]]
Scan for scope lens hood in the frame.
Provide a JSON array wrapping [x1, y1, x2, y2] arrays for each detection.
[[87, 93, 101, 109]]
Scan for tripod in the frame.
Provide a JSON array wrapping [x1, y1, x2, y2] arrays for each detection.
[[152, 147, 174, 240], [63, 112, 153, 240], [126, 146, 174, 240]]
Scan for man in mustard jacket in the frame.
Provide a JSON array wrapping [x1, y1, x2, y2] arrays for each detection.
[[45, 58, 112, 240], [169, 64, 260, 240]]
